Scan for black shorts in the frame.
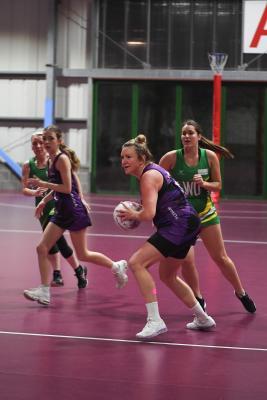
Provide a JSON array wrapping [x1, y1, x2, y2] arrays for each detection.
[[147, 232, 197, 259]]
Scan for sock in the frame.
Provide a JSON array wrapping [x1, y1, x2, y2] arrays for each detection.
[[111, 262, 119, 273], [40, 285, 50, 293], [191, 302, 208, 322], [236, 290, 246, 298], [146, 301, 161, 321]]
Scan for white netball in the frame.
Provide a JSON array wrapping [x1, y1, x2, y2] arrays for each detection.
[[113, 201, 142, 230]]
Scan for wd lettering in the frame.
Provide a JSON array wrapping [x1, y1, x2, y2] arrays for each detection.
[[182, 181, 201, 197]]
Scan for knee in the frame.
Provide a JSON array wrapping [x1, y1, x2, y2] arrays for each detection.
[[75, 249, 87, 261], [212, 253, 229, 267], [57, 236, 73, 259], [128, 257, 142, 274], [37, 243, 49, 257]]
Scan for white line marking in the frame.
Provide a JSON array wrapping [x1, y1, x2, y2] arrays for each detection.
[[0, 229, 266, 245], [220, 210, 267, 214], [0, 202, 267, 215], [220, 216, 267, 220], [0, 330, 266, 352]]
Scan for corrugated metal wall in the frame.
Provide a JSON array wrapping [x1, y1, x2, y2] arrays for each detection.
[[0, 0, 90, 167], [0, 0, 48, 71]]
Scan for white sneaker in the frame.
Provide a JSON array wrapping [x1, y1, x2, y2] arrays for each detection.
[[136, 318, 167, 339], [186, 316, 216, 330], [24, 286, 50, 305], [112, 260, 128, 289]]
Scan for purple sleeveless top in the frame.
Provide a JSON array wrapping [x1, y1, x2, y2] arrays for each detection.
[[142, 163, 200, 245], [48, 152, 91, 231]]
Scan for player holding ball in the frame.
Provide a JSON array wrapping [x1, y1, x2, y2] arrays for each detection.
[[119, 134, 216, 339]]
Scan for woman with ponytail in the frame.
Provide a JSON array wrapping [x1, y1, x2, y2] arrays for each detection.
[[119, 134, 215, 339], [23, 125, 128, 305], [22, 130, 88, 289], [159, 119, 256, 313]]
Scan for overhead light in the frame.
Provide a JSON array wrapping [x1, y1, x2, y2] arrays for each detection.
[[127, 41, 146, 45]]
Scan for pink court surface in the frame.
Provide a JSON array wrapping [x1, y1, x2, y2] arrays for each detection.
[[0, 191, 266, 400]]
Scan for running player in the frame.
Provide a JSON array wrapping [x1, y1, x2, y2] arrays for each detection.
[[23, 125, 127, 305], [22, 131, 88, 288], [159, 119, 256, 313], [119, 134, 215, 339]]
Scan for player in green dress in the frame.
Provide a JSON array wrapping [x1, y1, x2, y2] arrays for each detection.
[[159, 119, 256, 313]]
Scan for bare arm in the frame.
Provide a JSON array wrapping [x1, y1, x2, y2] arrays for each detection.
[[193, 150, 222, 192], [34, 191, 54, 219], [159, 150, 177, 172], [119, 170, 162, 222], [27, 154, 72, 194], [21, 161, 47, 197]]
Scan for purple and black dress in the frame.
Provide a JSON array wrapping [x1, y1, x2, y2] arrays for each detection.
[[143, 163, 201, 259], [48, 152, 92, 231]]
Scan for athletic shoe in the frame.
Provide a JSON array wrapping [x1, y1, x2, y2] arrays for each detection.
[[24, 286, 50, 305], [235, 292, 256, 313], [75, 265, 88, 289], [186, 315, 216, 330], [136, 318, 167, 339], [112, 260, 128, 289], [196, 296, 206, 312], [51, 270, 64, 286]]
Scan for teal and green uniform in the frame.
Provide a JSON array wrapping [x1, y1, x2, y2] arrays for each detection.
[[172, 148, 219, 228], [28, 157, 55, 228]]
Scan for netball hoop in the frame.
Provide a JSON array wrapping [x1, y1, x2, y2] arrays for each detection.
[[208, 52, 228, 204], [208, 52, 228, 75]]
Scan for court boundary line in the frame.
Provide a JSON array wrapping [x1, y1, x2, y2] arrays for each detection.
[[0, 229, 266, 245], [1, 201, 267, 214], [0, 330, 266, 352]]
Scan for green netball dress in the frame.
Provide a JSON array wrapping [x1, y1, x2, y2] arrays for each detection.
[[172, 148, 219, 227], [28, 157, 55, 228]]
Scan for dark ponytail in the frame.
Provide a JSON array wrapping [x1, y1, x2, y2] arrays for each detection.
[[182, 120, 234, 159], [43, 125, 81, 170]]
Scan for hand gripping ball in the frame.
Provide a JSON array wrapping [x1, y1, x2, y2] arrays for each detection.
[[113, 201, 142, 230]]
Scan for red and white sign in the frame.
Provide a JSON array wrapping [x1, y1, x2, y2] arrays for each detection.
[[243, 1, 267, 53]]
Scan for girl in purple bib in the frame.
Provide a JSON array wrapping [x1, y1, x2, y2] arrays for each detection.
[[119, 134, 216, 339], [24, 125, 128, 306]]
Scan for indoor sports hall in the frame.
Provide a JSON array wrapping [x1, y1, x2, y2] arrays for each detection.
[[0, 1, 267, 399], [0, 192, 266, 399]]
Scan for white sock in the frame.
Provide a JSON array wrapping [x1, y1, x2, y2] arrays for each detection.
[[146, 301, 161, 321], [41, 285, 50, 292], [111, 262, 119, 273], [191, 302, 208, 322]]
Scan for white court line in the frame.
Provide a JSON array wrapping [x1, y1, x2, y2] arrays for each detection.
[[0, 203, 266, 219], [218, 210, 267, 214], [0, 201, 267, 219], [0, 330, 266, 352], [0, 229, 266, 245], [0, 201, 267, 213], [220, 216, 267, 220]]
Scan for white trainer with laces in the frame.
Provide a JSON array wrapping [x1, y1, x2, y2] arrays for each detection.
[[24, 285, 50, 305], [186, 315, 216, 330], [112, 260, 128, 289], [136, 318, 167, 339]]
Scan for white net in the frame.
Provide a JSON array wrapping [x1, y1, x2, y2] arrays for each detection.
[[208, 52, 228, 74]]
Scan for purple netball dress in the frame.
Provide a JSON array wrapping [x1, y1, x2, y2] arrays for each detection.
[[48, 153, 92, 231], [143, 163, 200, 247]]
